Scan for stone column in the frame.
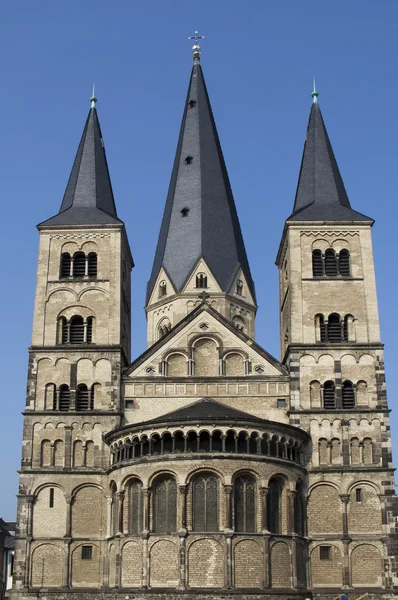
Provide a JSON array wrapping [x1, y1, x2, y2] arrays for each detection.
[[221, 434, 226, 452], [263, 535, 270, 588], [106, 496, 113, 537], [224, 485, 233, 530], [117, 492, 125, 535], [342, 538, 351, 588], [341, 494, 350, 536], [141, 533, 149, 588], [64, 426, 72, 468], [179, 485, 187, 531], [225, 531, 233, 589], [287, 490, 296, 535], [260, 487, 269, 533], [63, 540, 70, 588], [290, 536, 297, 589], [64, 494, 72, 538], [143, 488, 151, 533]]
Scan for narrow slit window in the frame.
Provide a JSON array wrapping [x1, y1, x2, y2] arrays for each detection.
[[159, 281, 167, 297], [185, 156, 193, 165], [355, 488, 362, 503], [87, 253, 97, 278], [49, 488, 54, 508], [323, 381, 336, 409], [60, 253, 71, 278], [87, 317, 93, 344], [312, 250, 323, 277], [339, 249, 350, 277], [236, 279, 244, 295]]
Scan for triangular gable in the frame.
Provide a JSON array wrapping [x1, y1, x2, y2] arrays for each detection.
[[181, 258, 222, 294], [147, 267, 177, 307], [125, 302, 286, 378]]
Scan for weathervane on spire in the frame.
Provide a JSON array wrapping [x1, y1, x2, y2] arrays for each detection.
[[189, 30, 205, 62], [90, 84, 97, 108], [311, 79, 319, 103]]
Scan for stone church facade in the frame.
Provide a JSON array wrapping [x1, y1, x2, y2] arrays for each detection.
[[11, 44, 398, 600]]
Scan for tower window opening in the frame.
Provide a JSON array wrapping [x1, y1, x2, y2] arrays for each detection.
[[181, 207, 190, 217], [159, 281, 167, 297], [324, 249, 338, 277], [327, 313, 342, 343], [87, 253, 97, 278], [76, 384, 90, 411], [58, 385, 70, 412], [320, 546, 331, 561], [86, 317, 93, 344], [323, 381, 336, 409], [312, 250, 323, 277], [72, 252, 86, 277], [69, 316, 84, 344], [188, 100, 197, 108], [60, 253, 71, 278], [236, 279, 244, 295], [342, 380, 355, 409], [49, 487, 54, 508], [233, 316, 245, 332], [355, 488, 362, 503], [196, 273, 208, 288], [185, 156, 193, 165], [339, 249, 350, 277]]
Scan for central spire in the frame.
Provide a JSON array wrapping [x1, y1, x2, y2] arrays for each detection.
[[146, 58, 256, 308]]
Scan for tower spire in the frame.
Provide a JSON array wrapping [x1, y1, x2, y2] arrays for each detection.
[[287, 94, 373, 222], [146, 59, 256, 306], [39, 97, 122, 226]]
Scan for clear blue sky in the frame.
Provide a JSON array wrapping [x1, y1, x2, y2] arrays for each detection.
[[1, 1, 397, 519]]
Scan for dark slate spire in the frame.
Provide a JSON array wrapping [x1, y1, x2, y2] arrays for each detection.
[[146, 60, 256, 302], [39, 97, 122, 227], [288, 92, 372, 222]]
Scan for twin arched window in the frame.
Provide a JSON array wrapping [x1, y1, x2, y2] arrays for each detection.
[[196, 273, 208, 288], [45, 383, 96, 411], [60, 252, 97, 279], [315, 313, 355, 343], [58, 316, 94, 344], [323, 380, 356, 410], [312, 248, 350, 278]]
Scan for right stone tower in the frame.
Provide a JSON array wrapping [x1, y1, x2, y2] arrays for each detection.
[[276, 88, 398, 594]]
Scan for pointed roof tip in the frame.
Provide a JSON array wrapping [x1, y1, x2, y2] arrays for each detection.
[[90, 84, 97, 109], [311, 78, 319, 103]]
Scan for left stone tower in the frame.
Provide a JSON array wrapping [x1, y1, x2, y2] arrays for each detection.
[[12, 97, 133, 593]]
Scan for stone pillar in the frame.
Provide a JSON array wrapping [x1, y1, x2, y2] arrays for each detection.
[[50, 441, 55, 467], [260, 487, 269, 532], [341, 494, 350, 536], [64, 426, 72, 468], [143, 488, 151, 533], [291, 536, 297, 589], [342, 538, 351, 588], [225, 531, 233, 589], [179, 485, 187, 531], [141, 533, 149, 588], [106, 496, 113, 537], [221, 434, 226, 452], [287, 490, 296, 534], [117, 492, 125, 535], [64, 494, 72, 538], [224, 485, 233, 530], [263, 535, 270, 588], [63, 540, 70, 587]]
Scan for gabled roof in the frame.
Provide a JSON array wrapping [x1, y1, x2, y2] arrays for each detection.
[[288, 100, 373, 222], [39, 106, 123, 227], [125, 301, 287, 376], [146, 61, 256, 303]]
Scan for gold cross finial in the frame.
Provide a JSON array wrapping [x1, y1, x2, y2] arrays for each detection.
[[189, 30, 205, 62]]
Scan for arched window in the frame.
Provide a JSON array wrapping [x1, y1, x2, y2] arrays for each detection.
[[60, 253, 71, 278], [363, 438, 374, 464], [87, 253, 97, 278], [324, 249, 338, 277], [339, 249, 350, 277], [343, 314, 355, 342], [267, 478, 282, 534], [323, 381, 336, 409], [58, 385, 70, 412], [69, 316, 84, 344], [233, 316, 245, 332], [328, 313, 342, 343], [90, 384, 97, 410], [159, 281, 167, 298], [76, 384, 90, 411], [158, 319, 171, 339], [129, 479, 143, 534], [152, 475, 177, 534], [87, 317, 93, 344], [234, 475, 256, 532], [342, 381, 355, 409], [73, 252, 86, 277], [45, 383, 56, 410], [192, 473, 218, 532], [236, 279, 244, 295], [312, 250, 323, 277], [196, 273, 207, 288], [294, 481, 305, 536]]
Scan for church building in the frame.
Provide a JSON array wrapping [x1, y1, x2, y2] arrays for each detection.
[[11, 39, 398, 600]]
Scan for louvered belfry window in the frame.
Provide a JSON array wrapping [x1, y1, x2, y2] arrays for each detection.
[[153, 475, 177, 534], [339, 249, 350, 277], [342, 381, 355, 409], [69, 316, 84, 344], [312, 250, 323, 277], [76, 384, 90, 411], [58, 385, 70, 412], [234, 475, 256, 532], [86, 317, 93, 344], [60, 253, 71, 278], [327, 313, 342, 343], [193, 473, 219, 532], [129, 480, 143, 534], [323, 381, 336, 409], [73, 252, 86, 277], [59, 317, 68, 344], [87, 253, 97, 278], [324, 249, 338, 277]]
